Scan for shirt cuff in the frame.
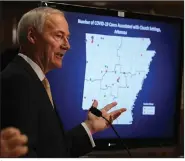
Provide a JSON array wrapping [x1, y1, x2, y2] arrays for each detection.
[[81, 122, 96, 148]]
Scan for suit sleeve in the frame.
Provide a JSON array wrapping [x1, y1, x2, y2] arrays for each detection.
[[1, 74, 38, 157], [65, 124, 93, 157]]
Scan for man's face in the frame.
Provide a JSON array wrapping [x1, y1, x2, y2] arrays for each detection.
[[34, 13, 70, 72]]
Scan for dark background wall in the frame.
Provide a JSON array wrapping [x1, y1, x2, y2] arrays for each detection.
[[1, 1, 184, 157]]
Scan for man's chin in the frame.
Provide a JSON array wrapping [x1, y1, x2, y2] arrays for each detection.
[[54, 64, 62, 69], [50, 63, 62, 70]]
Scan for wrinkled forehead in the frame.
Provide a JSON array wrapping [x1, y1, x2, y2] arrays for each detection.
[[43, 13, 70, 35]]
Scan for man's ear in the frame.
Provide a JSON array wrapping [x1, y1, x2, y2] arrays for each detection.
[[27, 27, 37, 44]]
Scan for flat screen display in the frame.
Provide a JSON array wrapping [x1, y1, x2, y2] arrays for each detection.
[[47, 9, 182, 140]]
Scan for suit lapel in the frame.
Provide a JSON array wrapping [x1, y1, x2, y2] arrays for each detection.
[[13, 55, 41, 82], [13, 55, 56, 110]]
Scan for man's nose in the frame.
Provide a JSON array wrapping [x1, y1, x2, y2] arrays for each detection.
[[61, 37, 70, 50], [65, 40, 70, 50]]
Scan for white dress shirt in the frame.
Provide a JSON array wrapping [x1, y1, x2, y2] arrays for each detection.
[[18, 53, 95, 148]]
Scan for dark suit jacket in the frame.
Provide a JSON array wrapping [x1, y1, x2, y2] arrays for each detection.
[[1, 56, 93, 158], [1, 46, 19, 71]]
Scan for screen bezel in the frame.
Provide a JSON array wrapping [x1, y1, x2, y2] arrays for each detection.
[[40, 1, 184, 149]]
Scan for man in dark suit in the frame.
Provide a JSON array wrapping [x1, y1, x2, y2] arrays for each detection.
[[1, 7, 126, 157]]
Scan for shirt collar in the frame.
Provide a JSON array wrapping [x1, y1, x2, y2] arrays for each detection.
[[18, 53, 45, 81]]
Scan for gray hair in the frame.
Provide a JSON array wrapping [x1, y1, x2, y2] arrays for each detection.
[[17, 7, 64, 45]]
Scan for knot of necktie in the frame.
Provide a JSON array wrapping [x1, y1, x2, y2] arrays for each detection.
[[42, 77, 50, 88]]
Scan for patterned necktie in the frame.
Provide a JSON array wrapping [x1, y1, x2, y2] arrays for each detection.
[[42, 78, 54, 107]]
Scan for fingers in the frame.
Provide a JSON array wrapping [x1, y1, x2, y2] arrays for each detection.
[[8, 135, 28, 149], [9, 146, 28, 158], [92, 99, 98, 108], [1, 127, 21, 140], [111, 111, 122, 120], [109, 108, 127, 120], [0, 127, 28, 157], [102, 102, 117, 112], [107, 115, 113, 125]]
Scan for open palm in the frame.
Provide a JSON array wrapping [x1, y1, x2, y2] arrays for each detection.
[[84, 100, 126, 134]]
